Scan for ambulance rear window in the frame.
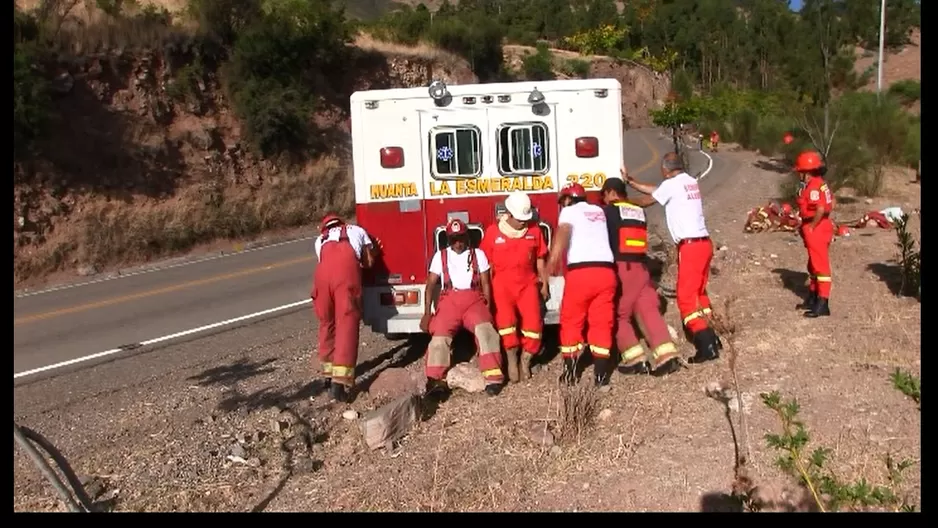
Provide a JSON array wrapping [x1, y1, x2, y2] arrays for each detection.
[[431, 126, 481, 178], [498, 122, 550, 175]]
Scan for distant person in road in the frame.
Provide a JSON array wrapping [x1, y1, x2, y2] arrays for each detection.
[[709, 130, 720, 152], [624, 153, 721, 365], [548, 182, 618, 387], [421, 219, 504, 397], [312, 214, 377, 403], [793, 150, 835, 318], [600, 172, 680, 376], [480, 191, 550, 384]]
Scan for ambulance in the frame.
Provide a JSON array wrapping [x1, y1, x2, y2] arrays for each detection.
[[349, 78, 625, 335]]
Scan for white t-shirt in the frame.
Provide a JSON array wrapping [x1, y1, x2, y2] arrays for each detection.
[[314, 224, 372, 260], [557, 201, 615, 265], [428, 247, 491, 290], [651, 172, 710, 243]]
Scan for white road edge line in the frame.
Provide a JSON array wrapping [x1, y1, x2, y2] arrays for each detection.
[[15, 236, 314, 300], [13, 299, 312, 380], [685, 137, 715, 180]]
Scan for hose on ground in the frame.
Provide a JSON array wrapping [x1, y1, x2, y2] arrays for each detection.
[[14, 422, 95, 512]]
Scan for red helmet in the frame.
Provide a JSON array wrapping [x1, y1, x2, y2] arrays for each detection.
[[781, 203, 793, 215], [446, 218, 469, 237], [559, 182, 586, 203], [783, 132, 795, 145], [794, 150, 824, 173], [320, 214, 343, 234]]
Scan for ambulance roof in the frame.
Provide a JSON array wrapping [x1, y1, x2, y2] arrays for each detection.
[[349, 78, 622, 104]]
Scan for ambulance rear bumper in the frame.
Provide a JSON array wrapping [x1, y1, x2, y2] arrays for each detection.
[[362, 277, 564, 335]]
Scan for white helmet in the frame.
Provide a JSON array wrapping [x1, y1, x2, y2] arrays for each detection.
[[504, 191, 533, 221]]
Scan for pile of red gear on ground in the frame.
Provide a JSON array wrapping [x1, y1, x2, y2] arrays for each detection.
[[744, 202, 897, 236]]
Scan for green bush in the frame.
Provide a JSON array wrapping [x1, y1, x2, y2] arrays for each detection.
[[426, 15, 505, 81], [887, 79, 921, 105], [14, 10, 49, 157], [522, 43, 555, 81], [559, 58, 591, 79], [222, 0, 350, 158]]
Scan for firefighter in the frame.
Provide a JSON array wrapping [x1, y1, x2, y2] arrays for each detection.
[[710, 130, 720, 152], [624, 152, 721, 364], [793, 150, 835, 317], [313, 214, 377, 403], [480, 191, 550, 383], [420, 219, 504, 397], [547, 182, 619, 386], [601, 173, 681, 376]]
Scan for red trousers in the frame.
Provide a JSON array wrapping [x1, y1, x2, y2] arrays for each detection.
[[801, 219, 834, 298], [493, 279, 543, 355], [676, 238, 714, 334], [312, 241, 362, 386], [427, 290, 504, 383], [615, 261, 679, 368], [559, 266, 617, 360]]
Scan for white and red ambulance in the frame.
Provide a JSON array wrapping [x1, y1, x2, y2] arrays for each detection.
[[349, 78, 624, 335]]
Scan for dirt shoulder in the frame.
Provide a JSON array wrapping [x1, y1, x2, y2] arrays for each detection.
[[14, 147, 921, 512]]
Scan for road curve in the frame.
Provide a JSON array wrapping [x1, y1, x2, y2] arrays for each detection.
[[12, 128, 684, 382]]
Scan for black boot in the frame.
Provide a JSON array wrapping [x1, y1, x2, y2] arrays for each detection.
[[796, 292, 818, 310], [425, 378, 450, 398], [804, 297, 831, 318], [329, 382, 350, 403], [688, 328, 720, 364], [484, 383, 503, 397], [559, 356, 577, 386], [617, 361, 650, 375], [593, 358, 611, 387]]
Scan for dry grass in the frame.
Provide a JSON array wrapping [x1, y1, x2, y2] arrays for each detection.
[[15, 157, 353, 280], [352, 32, 467, 70], [558, 383, 600, 444], [21, 0, 194, 55]]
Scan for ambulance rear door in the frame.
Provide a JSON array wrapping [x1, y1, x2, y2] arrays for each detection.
[[418, 106, 490, 248]]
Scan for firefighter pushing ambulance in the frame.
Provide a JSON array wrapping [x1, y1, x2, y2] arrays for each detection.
[[601, 174, 681, 376], [480, 191, 550, 384], [793, 150, 835, 317], [548, 182, 619, 387], [625, 153, 721, 364], [312, 214, 377, 403], [420, 219, 505, 397]]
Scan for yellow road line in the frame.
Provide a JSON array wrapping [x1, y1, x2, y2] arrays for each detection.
[[633, 133, 663, 176], [14, 255, 314, 327]]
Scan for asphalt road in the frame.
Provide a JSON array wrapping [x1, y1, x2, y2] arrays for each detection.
[[12, 128, 720, 383]]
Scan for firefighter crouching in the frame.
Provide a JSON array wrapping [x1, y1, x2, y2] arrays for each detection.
[[420, 219, 505, 397], [312, 214, 377, 403], [480, 191, 550, 383], [794, 150, 835, 318], [548, 182, 619, 387], [601, 174, 681, 376], [625, 152, 721, 364]]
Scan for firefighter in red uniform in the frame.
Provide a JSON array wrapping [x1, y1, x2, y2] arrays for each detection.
[[547, 182, 619, 386], [420, 219, 504, 397], [480, 191, 550, 383], [710, 130, 720, 152], [625, 153, 721, 364], [313, 214, 377, 402], [794, 150, 835, 317], [601, 174, 681, 376]]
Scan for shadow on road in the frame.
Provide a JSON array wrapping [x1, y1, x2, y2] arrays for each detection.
[[187, 357, 278, 387]]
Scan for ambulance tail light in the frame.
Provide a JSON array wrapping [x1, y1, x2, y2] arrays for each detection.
[[575, 137, 599, 158], [380, 147, 404, 169], [380, 290, 420, 306]]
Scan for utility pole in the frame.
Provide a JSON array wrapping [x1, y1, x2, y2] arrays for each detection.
[[876, 0, 887, 97]]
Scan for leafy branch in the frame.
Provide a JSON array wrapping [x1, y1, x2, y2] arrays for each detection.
[[761, 391, 916, 512]]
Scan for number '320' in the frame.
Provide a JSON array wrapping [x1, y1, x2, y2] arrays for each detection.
[[566, 173, 607, 189]]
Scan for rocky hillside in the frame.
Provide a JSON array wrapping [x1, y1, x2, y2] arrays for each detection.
[[13, 1, 668, 288]]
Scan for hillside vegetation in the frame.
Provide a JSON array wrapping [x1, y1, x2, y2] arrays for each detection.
[[12, 0, 921, 285]]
